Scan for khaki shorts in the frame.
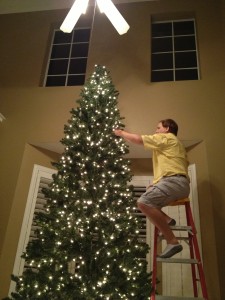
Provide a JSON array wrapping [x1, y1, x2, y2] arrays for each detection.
[[137, 175, 190, 209]]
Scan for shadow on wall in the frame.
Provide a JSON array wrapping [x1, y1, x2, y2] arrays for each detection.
[[208, 180, 225, 300], [197, 180, 221, 300]]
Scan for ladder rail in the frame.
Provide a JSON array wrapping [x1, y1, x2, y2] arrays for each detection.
[[185, 202, 199, 297], [151, 226, 159, 300], [150, 199, 209, 300], [192, 230, 209, 299], [185, 202, 209, 300]]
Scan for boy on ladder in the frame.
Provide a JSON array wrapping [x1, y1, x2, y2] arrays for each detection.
[[114, 118, 190, 258]]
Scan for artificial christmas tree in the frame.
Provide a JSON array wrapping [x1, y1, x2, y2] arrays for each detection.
[[8, 65, 151, 299]]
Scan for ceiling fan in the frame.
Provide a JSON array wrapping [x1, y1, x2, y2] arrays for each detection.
[[60, 0, 130, 35]]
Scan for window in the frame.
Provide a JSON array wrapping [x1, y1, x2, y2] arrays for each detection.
[[45, 27, 91, 87], [151, 19, 199, 82]]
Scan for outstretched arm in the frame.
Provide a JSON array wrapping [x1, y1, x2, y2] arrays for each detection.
[[114, 129, 143, 145]]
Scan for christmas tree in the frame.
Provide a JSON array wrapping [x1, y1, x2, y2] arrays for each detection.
[[9, 65, 151, 299]]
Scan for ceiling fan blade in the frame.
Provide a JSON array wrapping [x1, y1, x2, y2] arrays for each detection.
[[60, 0, 89, 33], [97, 0, 130, 35]]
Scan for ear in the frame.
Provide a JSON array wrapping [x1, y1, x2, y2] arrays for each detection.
[[165, 127, 170, 133]]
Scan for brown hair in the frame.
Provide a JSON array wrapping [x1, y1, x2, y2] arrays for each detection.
[[160, 119, 178, 136]]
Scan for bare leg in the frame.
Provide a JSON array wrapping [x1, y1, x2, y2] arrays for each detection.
[[138, 202, 178, 245], [160, 209, 174, 224]]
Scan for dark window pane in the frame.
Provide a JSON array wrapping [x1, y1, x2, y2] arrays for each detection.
[[174, 21, 195, 36], [175, 51, 197, 68], [46, 76, 66, 86], [48, 59, 68, 75], [54, 31, 72, 44], [175, 69, 198, 81], [45, 27, 91, 86], [152, 53, 173, 70], [73, 29, 91, 43], [152, 22, 172, 37], [51, 45, 71, 58], [174, 36, 196, 51], [152, 37, 173, 52], [69, 58, 87, 74], [71, 43, 89, 57], [151, 20, 199, 83], [151, 70, 174, 82], [68, 75, 85, 86]]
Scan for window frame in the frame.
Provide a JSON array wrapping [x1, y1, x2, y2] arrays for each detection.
[[44, 27, 91, 87], [151, 18, 200, 82]]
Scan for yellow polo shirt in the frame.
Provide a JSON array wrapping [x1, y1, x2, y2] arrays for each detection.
[[142, 133, 189, 183]]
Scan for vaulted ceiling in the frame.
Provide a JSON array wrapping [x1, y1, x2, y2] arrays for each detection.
[[0, 0, 157, 15]]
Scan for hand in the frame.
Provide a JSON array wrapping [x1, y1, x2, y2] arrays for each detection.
[[113, 129, 143, 145], [113, 129, 123, 136]]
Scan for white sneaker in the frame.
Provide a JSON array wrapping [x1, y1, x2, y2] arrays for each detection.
[[158, 244, 183, 258]]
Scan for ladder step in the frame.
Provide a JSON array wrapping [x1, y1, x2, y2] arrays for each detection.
[[158, 236, 190, 241], [155, 296, 204, 300], [157, 257, 198, 264], [170, 225, 192, 231]]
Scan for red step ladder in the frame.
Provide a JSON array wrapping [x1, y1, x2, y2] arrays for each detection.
[[151, 198, 209, 300]]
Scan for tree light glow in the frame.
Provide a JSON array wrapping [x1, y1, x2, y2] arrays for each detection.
[[10, 65, 151, 300]]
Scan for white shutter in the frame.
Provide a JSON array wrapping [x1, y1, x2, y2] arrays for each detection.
[[9, 166, 153, 296], [9, 165, 56, 295], [133, 185, 148, 243], [28, 177, 52, 239], [23, 176, 53, 272], [130, 176, 153, 272]]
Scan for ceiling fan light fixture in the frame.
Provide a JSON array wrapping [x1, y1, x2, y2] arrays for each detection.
[[60, 0, 130, 35], [60, 0, 89, 33], [96, 0, 130, 35]]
